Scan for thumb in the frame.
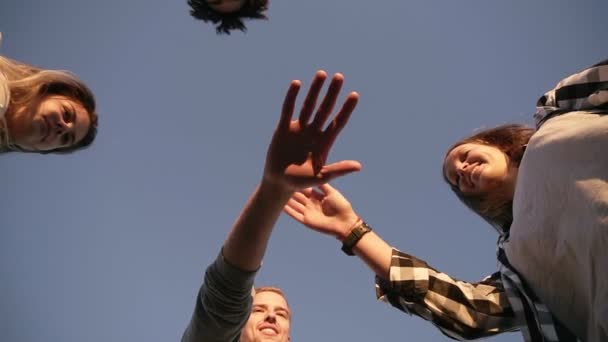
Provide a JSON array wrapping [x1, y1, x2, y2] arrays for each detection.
[[318, 183, 335, 195], [320, 160, 362, 174], [318, 169, 360, 184]]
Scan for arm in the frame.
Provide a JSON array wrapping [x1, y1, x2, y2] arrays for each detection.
[[183, 71, 362, 342], [535, 59, 608, 127], [284, 184, 518, 340]]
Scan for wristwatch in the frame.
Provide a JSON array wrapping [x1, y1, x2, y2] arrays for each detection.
[[341, 221, 372, 256]]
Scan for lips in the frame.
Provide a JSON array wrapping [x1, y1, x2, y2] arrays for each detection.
[[470, 163, 483, 183]]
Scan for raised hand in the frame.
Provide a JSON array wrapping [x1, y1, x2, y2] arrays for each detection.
[[284, 183, 359, 240], [263, 71, 361, 193]]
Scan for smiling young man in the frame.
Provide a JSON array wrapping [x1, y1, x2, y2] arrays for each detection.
[[187, 0, 269, 34], [240, 287, 291, 342], [181, 70, 361, 342]]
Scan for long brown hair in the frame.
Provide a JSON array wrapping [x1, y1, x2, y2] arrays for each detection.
[[0, 56, 98, 153], [443, 124, 535, 232]]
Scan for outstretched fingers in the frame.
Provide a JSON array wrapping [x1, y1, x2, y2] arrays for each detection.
[[284, 201, 305, 223], [299, 70, 327, 126], [312, 91, 359, 173], [325, 91, 359, 138], [278, 80, 301, 132], [318, 183, 336, 195], [292, 191, 311, 206], [310, 73, 344, 131]]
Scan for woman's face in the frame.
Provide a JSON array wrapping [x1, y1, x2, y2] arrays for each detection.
[[443, 142, 517, 195], [13, 95, 91, 151]]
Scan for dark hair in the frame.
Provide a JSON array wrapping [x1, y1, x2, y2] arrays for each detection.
[[443, 124, 535, 232], [188, 0, 268, 34]]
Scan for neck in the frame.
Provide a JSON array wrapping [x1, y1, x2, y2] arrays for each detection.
[[0, 116, 13, 150], [0, 107, 28, 150], [3, 105, 30, 147], [506, 164, 519, 199]]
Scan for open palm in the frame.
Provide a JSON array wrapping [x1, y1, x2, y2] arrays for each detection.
[[284, 184, 359, 238], [264, 71, 361, 191]]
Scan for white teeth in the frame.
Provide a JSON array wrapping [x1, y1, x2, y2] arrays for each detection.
[[261, 328, 277, 335]]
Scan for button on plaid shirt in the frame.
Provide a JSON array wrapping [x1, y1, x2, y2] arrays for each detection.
[[375, 59, 608, 341]]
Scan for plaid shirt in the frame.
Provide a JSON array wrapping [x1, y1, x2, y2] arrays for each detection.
[[376, 59, 608, 341]]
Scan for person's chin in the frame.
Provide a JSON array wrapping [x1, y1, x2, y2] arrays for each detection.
[[252, 334, 283, 342]]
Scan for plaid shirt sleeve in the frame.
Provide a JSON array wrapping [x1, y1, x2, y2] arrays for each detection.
[[375, 248, 519, 340], [534, 59, 608, 127]]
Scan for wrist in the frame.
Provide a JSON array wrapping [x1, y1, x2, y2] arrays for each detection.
[[259, 178, 293, 201], [340, 220, 373, 256], [336, 216, 363, 242]]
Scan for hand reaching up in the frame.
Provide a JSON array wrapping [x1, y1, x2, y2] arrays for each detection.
[[284, 183, 360, 240], [263, 71, 361, 193]]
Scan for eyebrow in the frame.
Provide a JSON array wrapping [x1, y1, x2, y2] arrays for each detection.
[[252, 304, 291, 316]]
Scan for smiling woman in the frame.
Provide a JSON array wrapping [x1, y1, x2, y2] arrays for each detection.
[[284, 59, 608, 341], [443, 124, 534, 230], [0, 35, 98, 154]]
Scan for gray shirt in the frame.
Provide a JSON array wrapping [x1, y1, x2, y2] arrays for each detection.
[[181, 252, 257, 342], [506, 111, 608, 341]]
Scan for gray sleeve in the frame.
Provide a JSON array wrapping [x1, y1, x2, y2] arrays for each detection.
[[181, 251, 257, 342]]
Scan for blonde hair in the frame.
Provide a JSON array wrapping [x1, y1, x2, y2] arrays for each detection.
[[254, 286, 291, 313], [0, 56, 98, 153]]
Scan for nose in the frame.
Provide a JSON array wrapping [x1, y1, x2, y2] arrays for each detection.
[[264, 312, 277, 323], [457, 161, 469, 173], [55, 119, 69, 135], [456, 162, 472, 183]]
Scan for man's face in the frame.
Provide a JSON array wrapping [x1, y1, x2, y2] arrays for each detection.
[[240, 291, 291, 342]]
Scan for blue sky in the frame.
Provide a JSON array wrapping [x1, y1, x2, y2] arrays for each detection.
[[1, 1, 607, 341]]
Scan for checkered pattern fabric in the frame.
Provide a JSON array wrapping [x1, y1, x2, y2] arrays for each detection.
[[375, 59, 607, 341]]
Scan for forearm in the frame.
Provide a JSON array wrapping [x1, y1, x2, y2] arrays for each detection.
[[222, 180, 292, 271], [342, 219, 515, 337], [349, 231, 393, 280], [375, 248, 517, 339]]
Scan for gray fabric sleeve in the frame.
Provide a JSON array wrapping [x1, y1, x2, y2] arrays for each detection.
[[181, 251, 257, 342]]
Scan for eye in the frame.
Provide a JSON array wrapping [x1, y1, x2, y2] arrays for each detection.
[[62, 105, 75, 123], [460, 150, 470, 162], [62, 107, 70, 122], [61, 133, 73, 146]]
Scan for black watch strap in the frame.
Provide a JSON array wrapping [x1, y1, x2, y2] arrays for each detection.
[[341, 221, 372, 256]]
